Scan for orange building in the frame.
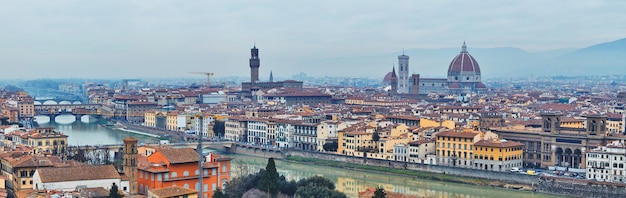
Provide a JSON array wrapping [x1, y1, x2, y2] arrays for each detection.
[[137, 147, 232, 198]]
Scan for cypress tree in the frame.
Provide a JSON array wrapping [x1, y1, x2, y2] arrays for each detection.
[[258, 158, 279, 196]]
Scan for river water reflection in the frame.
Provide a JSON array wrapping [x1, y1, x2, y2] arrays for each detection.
[[227, 154, 564, 198], [41, 119, 562, 198], [34, 115, 159, 145]]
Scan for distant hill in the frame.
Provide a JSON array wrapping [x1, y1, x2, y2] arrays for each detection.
[[304, 38, 625, 79]]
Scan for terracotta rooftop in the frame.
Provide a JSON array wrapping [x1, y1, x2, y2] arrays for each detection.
[[474, 139, 523, 148], [36, 165, 120, 183], [156, 147, 199, 164], [436, 131, 479, 138], [149, 186, 198, 198]]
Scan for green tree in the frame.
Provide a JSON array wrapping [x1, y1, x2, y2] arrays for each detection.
[[372, 131, 380, 142], [279, 175, 298, 196], [323, 142, 338, 152], [373, 186, 386, 198], [109, 183, 122, 198], [297, 175, 336, 190], [212, 189, 227, 198], [224, 170, 263, 198], [258, 158, 279, 196], [295, 183, 347, 198]]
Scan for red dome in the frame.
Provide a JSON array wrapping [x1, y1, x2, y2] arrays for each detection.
[[476, 82, 486, 88], [449, 82, 461, 88], [447, 43, 481, 75], [383, 72, 393, 82]]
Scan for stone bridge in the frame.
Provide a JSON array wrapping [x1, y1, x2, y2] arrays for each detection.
[[34, 104, 102, 117]]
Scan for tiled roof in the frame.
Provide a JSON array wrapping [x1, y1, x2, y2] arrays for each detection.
[[436, 131, 479, 138], [149, 186, 197, 198], [474, 139, 523, 148], [157, 147, 199, 164], [37, 165, 120, 183]]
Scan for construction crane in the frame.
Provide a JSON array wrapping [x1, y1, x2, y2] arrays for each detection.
[[189, 72, 214, 88]]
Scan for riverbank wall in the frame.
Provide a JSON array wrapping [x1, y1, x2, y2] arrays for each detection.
[[536, 177, 626, 198], [285, 150, 540, 185]]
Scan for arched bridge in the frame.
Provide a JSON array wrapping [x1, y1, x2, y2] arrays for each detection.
[[34, 104, 102, 116], [34, 96, 83, 105]]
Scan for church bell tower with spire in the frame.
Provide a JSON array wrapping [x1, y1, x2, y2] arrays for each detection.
[[250, 45, 260, 83]]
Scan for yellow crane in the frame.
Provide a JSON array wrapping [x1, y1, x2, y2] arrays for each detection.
[[189, 72, 214, 88]]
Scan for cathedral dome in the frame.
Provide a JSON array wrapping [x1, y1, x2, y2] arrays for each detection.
[[447, 42, 481, 76]]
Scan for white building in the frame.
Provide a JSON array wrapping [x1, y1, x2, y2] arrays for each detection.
[[393, 144, 409, 162], [293, 123, 318, 151], [276, 121, 295, 149], [33, 165, 123, 192], [316, 121, 347, 152], [247, 119, 269, 145], [408, 139, 436, 164], [586, 140, 626, 182], [192, 113, 214, 137]]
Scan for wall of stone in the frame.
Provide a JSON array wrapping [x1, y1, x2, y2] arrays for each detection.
[[285, 150, 540, 185], [230, 144, 284, 159], [536, 177, 626, 198]]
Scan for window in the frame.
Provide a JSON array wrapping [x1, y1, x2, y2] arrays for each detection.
[[172, 172, 178, 178], [183, 171, 189, 176]]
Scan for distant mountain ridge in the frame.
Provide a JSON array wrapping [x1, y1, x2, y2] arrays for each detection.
[[305, 38, 625, 79]]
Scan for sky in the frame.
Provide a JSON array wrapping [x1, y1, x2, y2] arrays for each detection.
[[0, 0, 625, 79]]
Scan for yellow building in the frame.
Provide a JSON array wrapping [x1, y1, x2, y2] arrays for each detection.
[[473, 139, 523, 171], [27, 128, 68, 155], [420, 118, 456, 129], [435, 130, 479, 168], [0, 152, 62, 195], [560, 118, 584, 129], [372, 124, 410, 160], [338, 125, 375, 156], [145, 111, 157, 127], [166, 111, 179, 131]]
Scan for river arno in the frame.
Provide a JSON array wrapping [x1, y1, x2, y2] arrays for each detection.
[[34, 115, 160, 145], [39, 117, 564, 198]]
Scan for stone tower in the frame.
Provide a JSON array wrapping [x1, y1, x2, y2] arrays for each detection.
[[410, 74, 420, 95], [123, 136, 138, 195], [250, 45, 260, 83], [390, 66, 398, 94], [541, 112, 561, 134], [586, 115, 607, 136], [398, 52, 409, 94]]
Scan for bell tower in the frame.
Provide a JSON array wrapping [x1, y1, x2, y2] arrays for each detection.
[[541, 112, 561, 134], [398, 51, 409, 94], [250, 45, 260, 83], [123, 136, 138, 195], [390, 66, 398, 94], [586, 115, 607, 136]]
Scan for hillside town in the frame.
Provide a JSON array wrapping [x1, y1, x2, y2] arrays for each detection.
[[0, 45, 625, 198]]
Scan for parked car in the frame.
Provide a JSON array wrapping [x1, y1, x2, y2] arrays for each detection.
[[510, 167, 521, 172]]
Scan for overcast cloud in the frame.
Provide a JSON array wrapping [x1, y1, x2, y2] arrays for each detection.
[[0, 0, 625, 79]]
